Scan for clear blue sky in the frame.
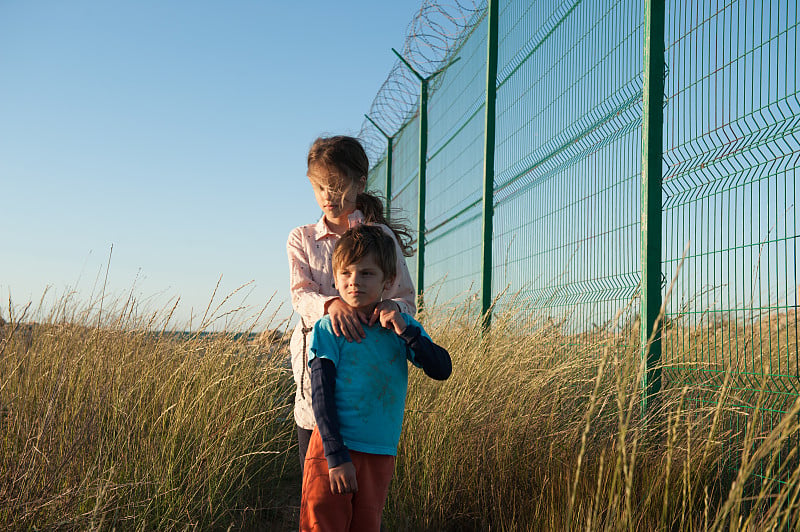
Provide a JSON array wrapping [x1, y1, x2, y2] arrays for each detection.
[[0, 1, 422, 331]]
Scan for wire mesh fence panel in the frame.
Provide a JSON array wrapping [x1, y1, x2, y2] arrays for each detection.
[[387, 115, 421, 285], [662, 0, 799, 402], [662, 0, 800, 488], [491, 0, 644, 346], [361, 1, 799, 482], [424, 14, 489, 310], [368, 155, 388, 193]]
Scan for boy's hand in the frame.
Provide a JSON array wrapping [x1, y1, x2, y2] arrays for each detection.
[[329, 461, 358, 494], [379, 308, 407, 335], [327, 298, 367, 342], [368, 300, 401, 327]]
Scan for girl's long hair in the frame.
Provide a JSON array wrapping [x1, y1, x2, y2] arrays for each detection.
[[308, 135, 415, 257]]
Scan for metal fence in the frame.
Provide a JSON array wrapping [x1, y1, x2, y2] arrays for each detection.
[[360, 0, 799, 472]]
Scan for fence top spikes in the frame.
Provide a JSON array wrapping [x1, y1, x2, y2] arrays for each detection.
[[364, 114, 393, 140], [391, 47, 461, 81]]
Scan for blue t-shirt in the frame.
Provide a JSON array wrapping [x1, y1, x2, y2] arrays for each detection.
[[309, 313, 427, 456]]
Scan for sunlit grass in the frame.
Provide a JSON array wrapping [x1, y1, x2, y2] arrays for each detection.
[[0, 291, 299, 530], [389, 299, 800, 531], [1, 290, 798, 530]]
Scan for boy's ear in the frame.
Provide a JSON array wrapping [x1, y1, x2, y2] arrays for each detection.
[[383, 276, 395, 291]]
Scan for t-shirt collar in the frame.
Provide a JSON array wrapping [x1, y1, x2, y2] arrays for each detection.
[[313, 210, 365, 240]]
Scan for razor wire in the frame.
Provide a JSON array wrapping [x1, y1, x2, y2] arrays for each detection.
[[358, 0, 487, 165]]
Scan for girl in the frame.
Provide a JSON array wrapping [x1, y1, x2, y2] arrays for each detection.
[[287, 135, 416, 470]]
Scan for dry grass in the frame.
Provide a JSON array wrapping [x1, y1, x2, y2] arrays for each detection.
[[661, 310, 799, 404], [1, 293, 798, 530], [388, 300, 800, 531], [0, 294, 300, 530]]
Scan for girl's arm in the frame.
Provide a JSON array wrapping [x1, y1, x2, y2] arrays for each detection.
[[287, 227, 337, 320], [368, 225, 417, 326], [288, 227, 368, 341], [383, 224, 416, 315], [388, 250, 416, 315]]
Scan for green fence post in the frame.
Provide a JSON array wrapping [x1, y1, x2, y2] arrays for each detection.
[[392, 49, 461, 313], [418, 78, 428, 311], [481, 0, 499, 329], [386, 138, 393, 213], [641, 0, 665, 415], [364, 114, 393, 215]]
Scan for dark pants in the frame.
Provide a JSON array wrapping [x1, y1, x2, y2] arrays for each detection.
[[297, 425, 313, 474]]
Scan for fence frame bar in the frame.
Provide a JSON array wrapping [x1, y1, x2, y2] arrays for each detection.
[[481, 0, 499, 327], [641, 0, 665, 415], [364, 114, 394, 214], [392, 48, 461, 312]]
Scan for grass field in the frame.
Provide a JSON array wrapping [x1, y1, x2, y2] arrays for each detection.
[[1, 293, 798, 530]]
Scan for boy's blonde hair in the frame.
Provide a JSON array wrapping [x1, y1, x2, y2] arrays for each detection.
[[332, 225, 397, 281]]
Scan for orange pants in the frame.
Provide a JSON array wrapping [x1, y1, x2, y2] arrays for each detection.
[[299, 428, 395, 532]]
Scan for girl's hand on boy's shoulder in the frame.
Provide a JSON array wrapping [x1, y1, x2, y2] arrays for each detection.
[[329, 461, 358, 494], [379, 307, 407, 336], [327, 298, 368, 342]]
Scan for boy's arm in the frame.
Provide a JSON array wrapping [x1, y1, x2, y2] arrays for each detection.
[[382, 311, 452, 380], [309, 357, 351, 468], [399, 325, 452, 380]]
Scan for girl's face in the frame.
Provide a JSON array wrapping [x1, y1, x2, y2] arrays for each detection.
[[307, 164, 366, 221]]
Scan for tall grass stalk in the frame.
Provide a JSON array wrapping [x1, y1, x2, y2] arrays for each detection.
[[1, 291, 297, 530], [2, 288, 798, 530], [387, 298, 800, 531]]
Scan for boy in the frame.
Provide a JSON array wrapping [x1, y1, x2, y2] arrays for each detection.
[[300, 225, 452, 531]]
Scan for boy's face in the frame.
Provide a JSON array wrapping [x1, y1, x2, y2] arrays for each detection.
[[334, 252, 393, 312]]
